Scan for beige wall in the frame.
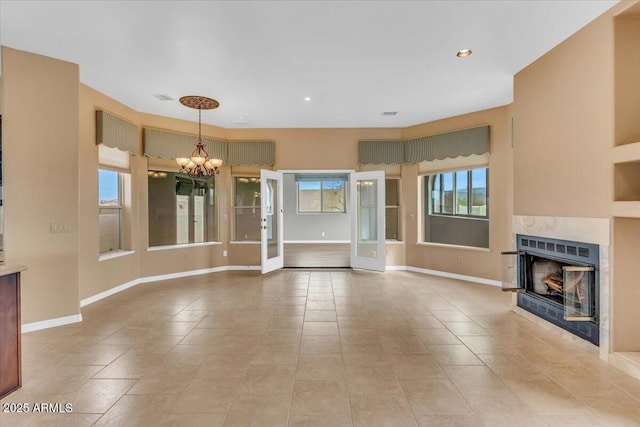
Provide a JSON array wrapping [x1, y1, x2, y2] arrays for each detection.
[[1, 46, 511, 325], [512, 7, 617, 218], [2, 47, 80, 323], [401, 106, 512, 281]]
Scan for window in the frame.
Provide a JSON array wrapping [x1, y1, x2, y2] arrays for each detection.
[[148, 171, 217, 247], [99, 169, 124, 253], [385, 178, 401, 240], [297, 176, 346, 213], [429, 167, 488, 218], [423, 167, 489, 248], [234, 177, 261, 241]]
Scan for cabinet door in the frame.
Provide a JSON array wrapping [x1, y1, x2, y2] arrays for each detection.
[[0, 273, 21, 398]]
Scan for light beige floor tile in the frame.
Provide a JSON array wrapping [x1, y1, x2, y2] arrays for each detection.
[[11, 270, 640, 425], [349, 393, 417, 427], [67, 378, 136, 413], [288, 413, 352, 427], [415, 414, 482, 427], [170, 378, 242, 414], [378, 334, 427, 354], [443, 365, 513, 398], [426, 344, 484, 366], [21, 413, 101, 427], [262, 329, 302, 345], [346, 364, 403, 395], [251, 344, 300, 365], [223, 394, 291, 427], [297, 354, 346, 380], [304, 310, 337, 322], [242, 365, 297, 396], [300, 335, 342, 354], [291, 379, 350, 414], [93, 395, 176, 426], [400, 378, 472, 414], [389, 354, 446, 380], [302, 322, 339, 336], [269, 316, 305, 329]]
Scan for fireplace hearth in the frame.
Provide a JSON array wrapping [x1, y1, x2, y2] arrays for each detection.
[[502, 235, 599, 345]]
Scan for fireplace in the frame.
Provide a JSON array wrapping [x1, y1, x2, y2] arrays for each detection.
[[502, 234, 599, 345]]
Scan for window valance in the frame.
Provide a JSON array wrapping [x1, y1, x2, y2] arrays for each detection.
[[358, 125, 489, 165], [227, 141, 274, 166], [404, 126, 489, 163], [96, 110, 139, 155], [144, 128, 274, 166], [358, 140, 404, 165], [143, 128, 227, 161]]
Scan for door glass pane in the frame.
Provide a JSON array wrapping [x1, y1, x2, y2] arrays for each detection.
[[357, 180, 377, 258], [456, 170, 468, 215], [266, 179, 279, 259], [194, 195, 204, 243], [235, 207, 261, 241], [176, 195, 189, 244]]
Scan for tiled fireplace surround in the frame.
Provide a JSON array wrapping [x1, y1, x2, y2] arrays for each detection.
[[511, 216, 612, 363]]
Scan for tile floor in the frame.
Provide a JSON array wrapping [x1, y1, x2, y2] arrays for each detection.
[[2, 270, 640, 426]]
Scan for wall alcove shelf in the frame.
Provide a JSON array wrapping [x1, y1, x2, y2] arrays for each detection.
[[611, 4, 640, 380]]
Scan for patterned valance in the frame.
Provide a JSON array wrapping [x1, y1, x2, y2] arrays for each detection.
[[143, 128, 228, 161], [96, 110, 139, 155], [358, 125, 489, 165], [404, 126, 489, 163], [228, 141, 274, 166], [358, 140, 404, 165], [144, 128, 274, 166]]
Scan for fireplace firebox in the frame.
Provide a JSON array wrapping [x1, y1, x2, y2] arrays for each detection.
[[502, 235, 599, 345]]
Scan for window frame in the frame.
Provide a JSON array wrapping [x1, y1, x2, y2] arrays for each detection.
[[98, 168, 125, 254], [147, 170, 219, 248], [385, 177, 402, 241], [296, 179, 347, 214], [427, 167, 489, 219]]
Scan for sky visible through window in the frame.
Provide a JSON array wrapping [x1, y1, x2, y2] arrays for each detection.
[[99, 169, 118, 203]]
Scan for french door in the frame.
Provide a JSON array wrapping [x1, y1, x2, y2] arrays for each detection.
[[260, 169, 284, 274], [350, 171, 386, 271]]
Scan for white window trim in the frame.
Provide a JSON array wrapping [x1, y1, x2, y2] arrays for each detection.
[[99, 250, 135, 261], [147, 241, 222, 252]]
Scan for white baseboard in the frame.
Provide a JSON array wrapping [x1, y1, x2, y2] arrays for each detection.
[[22, 314, 83, 334], [404, 266, 501, 287], [80, 265, 261, 307]]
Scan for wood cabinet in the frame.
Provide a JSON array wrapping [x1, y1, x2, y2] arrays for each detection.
[[0, 268, 24, 399]]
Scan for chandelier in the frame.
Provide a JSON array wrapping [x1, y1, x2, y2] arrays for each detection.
[[176, 95, 223, 178]]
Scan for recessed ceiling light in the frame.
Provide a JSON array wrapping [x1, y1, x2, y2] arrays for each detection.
[[304, 97, 311, 102], [456, 49, 472, 58], [382, 111, 398, 116]]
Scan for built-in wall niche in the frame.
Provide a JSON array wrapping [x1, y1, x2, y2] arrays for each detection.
[[614, 161, 640, 202]]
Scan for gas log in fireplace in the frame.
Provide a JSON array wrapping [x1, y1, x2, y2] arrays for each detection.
[[502, 235, 599, 345]]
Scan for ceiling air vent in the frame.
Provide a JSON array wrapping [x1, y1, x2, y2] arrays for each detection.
[[153, 93, 174, 101], [382, 111, 397, 116]]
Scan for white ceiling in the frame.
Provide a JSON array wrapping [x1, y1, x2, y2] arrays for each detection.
[[0, 0, 617, 129]]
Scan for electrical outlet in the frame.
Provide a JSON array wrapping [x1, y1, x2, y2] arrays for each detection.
[[321, 231, 325, 237], [223, 250, 228, 257]]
